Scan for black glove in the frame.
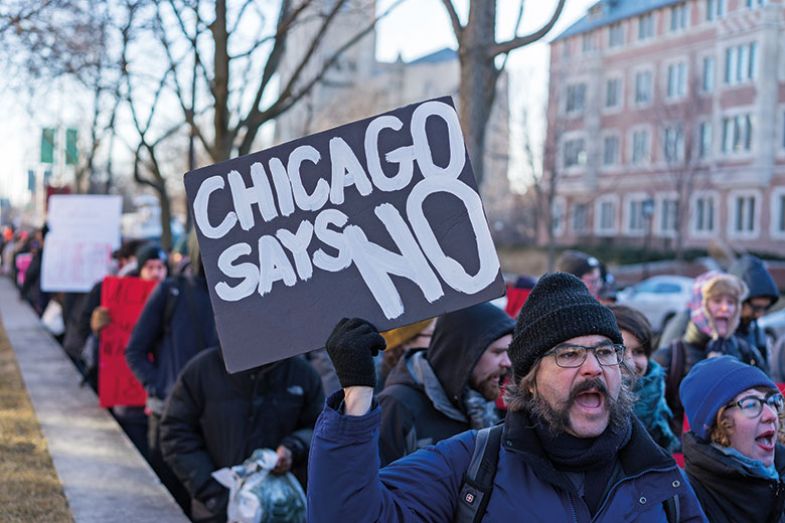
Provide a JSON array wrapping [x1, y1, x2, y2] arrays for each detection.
[[326, 318, 385, 388]]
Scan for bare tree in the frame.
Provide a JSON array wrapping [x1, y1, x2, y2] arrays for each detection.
[[438, 0, 566, 187]]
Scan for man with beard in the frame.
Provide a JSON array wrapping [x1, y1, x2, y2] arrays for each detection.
[[377, 302, 513, 466], [307, 273, 705, 522]]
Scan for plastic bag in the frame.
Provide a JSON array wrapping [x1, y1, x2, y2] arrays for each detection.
[[41, 300, 65, 336], [212, 448, 306, 523]]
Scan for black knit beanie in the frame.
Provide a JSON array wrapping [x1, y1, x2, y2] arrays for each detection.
[[509, 272, 622, 379]]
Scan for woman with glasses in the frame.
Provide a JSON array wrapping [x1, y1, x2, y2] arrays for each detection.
[[680, 356, 785, 523]]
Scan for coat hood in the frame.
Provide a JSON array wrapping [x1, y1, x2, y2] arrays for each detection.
[[426, 302, 514, 408], [729, 255, 779, 304]]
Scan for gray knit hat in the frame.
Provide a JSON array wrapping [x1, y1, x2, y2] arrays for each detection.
[[509, 272, 622, 378]]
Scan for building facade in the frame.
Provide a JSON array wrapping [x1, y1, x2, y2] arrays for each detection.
[[545, 0, 785, 256]]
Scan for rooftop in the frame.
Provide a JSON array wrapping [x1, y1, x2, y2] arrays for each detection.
[[554, 0, 682, 41]]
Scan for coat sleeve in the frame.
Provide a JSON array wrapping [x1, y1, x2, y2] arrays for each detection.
[[159, 363, 219, 501], [307, 392, 474, 523], [124, 280, 168, 395], [378, 391, 417, 467], [281, 363, 325, 464]]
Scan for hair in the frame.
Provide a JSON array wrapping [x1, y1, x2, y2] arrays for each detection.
[[709, 386, 785, 446], [607, 304, 653, 358], [505, 356, 637, 434]]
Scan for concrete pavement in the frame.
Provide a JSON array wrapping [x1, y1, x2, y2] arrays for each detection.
[[0, 277, 188, 523]]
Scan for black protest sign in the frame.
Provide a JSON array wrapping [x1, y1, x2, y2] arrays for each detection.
[[184, 97, 505, 373]]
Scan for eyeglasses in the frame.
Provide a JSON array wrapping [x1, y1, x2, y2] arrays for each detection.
[[546, 343, 625, 368], [726, 393, 785, 418], [748, 303, 771, 314]]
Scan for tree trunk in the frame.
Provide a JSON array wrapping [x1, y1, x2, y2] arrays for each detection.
[[458, 3, 498, 188], [156, 182, 173, 251], [211, 0, 231, 161]]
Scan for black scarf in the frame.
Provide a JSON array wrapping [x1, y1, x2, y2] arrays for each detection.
[[533, 413, 632, 515], [683, 432, 785, 523]]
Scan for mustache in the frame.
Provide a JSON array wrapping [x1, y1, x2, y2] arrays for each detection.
[[568, 378, 608, 403]]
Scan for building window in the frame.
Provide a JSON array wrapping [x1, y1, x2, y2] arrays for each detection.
[[566, 83, 586, 114], [706, 0, 726, 21], [582, 33, 594, 53], [638, 13, 654, 40], [661, 199, 679, 234], [553, 198, 566, 236], [603, 135, 619, 166], [733, 195, 757, 234], [702, 56, 715, 93], [598, 200, 616, 232], [721, 114, 753, 154], [670, 4, 688, 32], [563, 138, 586, 168], [628, 200, 647, 233], [746, 0, 766, 8], [699, 121, 712, 159], [724, 42, 757, 85], [774, 192, 785, 235], [573, 203, 589, 233], [634, 71, 652, 104], [605, 78, 621, 108], [667, 62, 688, 99], [664, 125, 684, 162], [632, 130, 650, 164], [608, 22, 624, 48], [694, 195, 715, 233]]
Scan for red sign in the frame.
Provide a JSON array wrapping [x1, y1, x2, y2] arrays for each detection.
[[99, 276, 157, 408]]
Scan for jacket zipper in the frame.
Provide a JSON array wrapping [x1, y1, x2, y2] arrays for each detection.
[[590, 465, 678, 522], [567, 491, 579, 523]]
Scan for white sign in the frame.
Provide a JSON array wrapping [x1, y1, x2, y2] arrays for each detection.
[[41, 195, 122, 292]]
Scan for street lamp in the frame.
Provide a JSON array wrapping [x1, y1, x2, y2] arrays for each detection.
[[642, 198, 655, 279]]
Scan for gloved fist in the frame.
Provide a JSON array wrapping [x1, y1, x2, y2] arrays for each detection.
[[326, 318, 385, 389]]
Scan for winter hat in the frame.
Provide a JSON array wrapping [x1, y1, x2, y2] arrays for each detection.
[[135, 242, 167, 269], [680, 355, 776, 441], [688, 271, 748, 339], [728, 255, 779, 304], [556, 250, 601, 279], [427, 302, 515, 404], [509, 272, 623, 379]]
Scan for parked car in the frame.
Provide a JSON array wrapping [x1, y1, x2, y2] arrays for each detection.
[[616, 275, 694, 332], [760, 304, 785, 348]]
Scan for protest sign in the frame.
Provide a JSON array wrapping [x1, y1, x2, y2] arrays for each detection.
[[41, 195, 122, 292], [98, 276, 157, 408], [185, 97, 505, 373]]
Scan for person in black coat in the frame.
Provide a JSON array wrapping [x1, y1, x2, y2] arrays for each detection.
[[680, 356, 785, 523], [729, 254, 780, 365], [160, 347, 324, 523], [376, 302, 514, 466]]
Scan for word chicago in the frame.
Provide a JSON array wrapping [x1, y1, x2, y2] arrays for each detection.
[[192, 101, 498, 320]]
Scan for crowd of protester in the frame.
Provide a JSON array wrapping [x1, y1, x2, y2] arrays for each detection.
[[2, 223, 784, 523]]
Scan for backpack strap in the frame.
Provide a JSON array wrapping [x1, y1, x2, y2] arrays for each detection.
[[454, 424, 503, 523], [162, 276, 182, 335], [663, 494, 680, 523]]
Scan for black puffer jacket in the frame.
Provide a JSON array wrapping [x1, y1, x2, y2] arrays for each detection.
[[376, 302, 513, 466], [683, 432, 785, 523], [730, 255, 780, 364], [160, 347, 324, 521]]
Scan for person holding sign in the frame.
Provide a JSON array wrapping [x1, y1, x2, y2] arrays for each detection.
[[377, 302, 513, 466], [308, 273, 706, 522]]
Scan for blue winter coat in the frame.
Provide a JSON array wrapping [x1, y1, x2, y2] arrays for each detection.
[[308, 392, 707, 522], [125, 275, 218, 400]]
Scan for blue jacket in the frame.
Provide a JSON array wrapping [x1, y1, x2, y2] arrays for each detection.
[[308, 392, 707, 522], [125, 275, 218, 400]]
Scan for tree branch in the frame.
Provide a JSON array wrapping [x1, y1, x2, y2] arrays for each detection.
[[439, 0, 463, 41], [488, 0, 565, 57]]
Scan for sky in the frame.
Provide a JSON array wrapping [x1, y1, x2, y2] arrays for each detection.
[[0, 0, 595, 206]]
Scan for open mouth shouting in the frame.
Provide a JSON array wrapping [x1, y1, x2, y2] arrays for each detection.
[[755, 429, 777, 453]]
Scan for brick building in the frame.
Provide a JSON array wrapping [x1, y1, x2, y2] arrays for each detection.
[[545, 0, 785, 256]]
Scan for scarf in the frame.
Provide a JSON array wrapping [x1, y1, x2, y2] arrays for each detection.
[[533, 413, 632, 515], [633, 361, 680, 452], [463, 388, 500, 429]]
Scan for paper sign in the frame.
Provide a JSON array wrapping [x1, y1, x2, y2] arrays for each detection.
[[98, 276, 157, 408], [184, 97, 505, 372], [41, 195, 122, 292]]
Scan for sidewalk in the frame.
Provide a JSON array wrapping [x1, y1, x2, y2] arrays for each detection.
[[0, 278, 188, 523]]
